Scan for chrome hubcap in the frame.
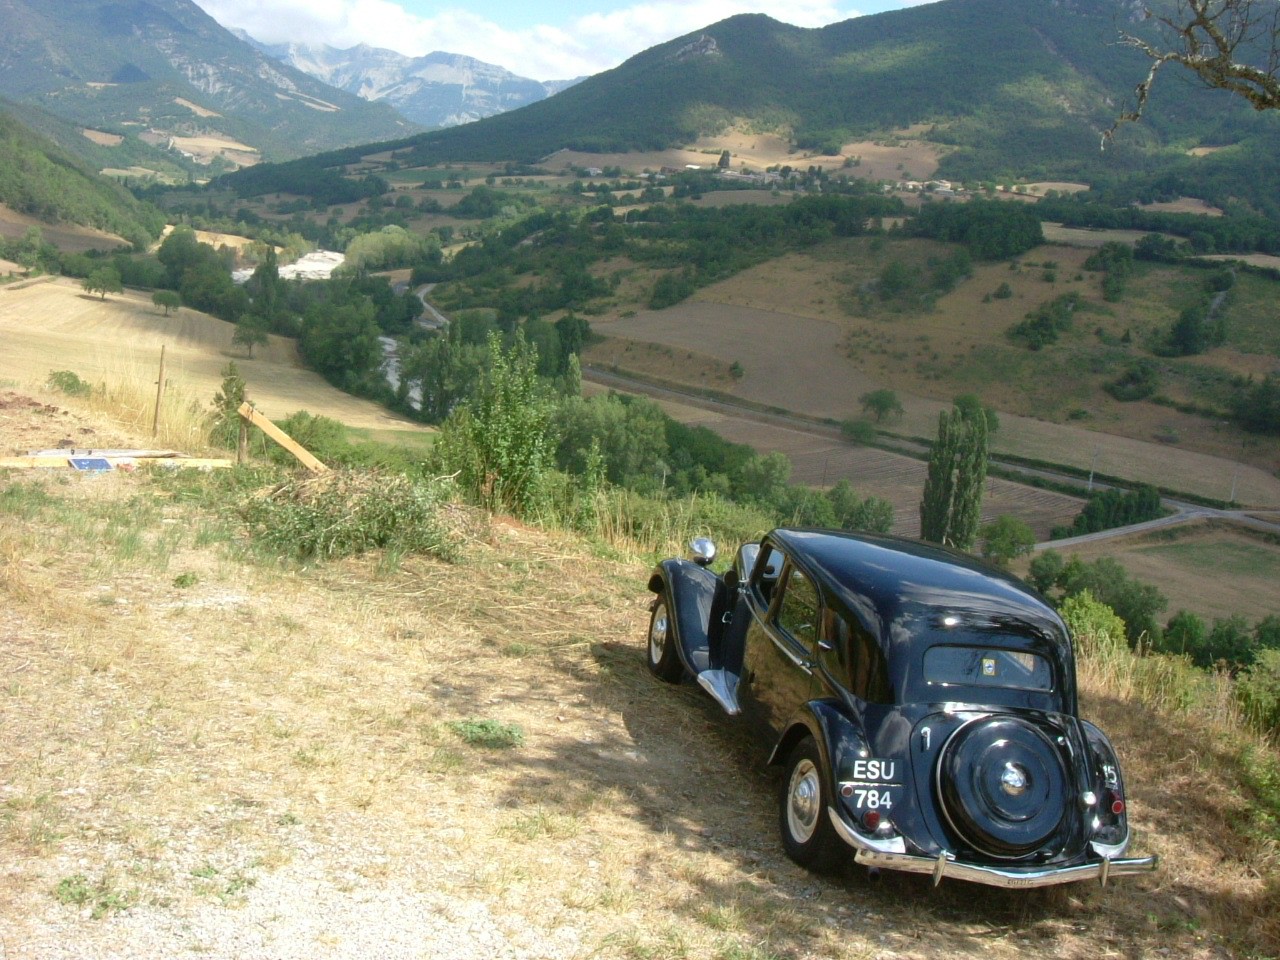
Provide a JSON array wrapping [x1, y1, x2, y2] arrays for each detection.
[[1000, 761, 1029, 796], [649, 604, 668, 664], [787, 759, 821, 843]]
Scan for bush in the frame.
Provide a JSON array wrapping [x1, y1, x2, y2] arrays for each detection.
[[240, 472, 458, 563], [46, 370, 91, 397], [1237, 650, 1280, 733]]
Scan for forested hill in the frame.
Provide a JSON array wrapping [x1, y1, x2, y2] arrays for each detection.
[[0, 108, 164, 249], [262, 0, 1280, 204], [0, 0, 415, 164]]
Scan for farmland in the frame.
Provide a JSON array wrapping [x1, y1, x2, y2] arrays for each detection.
[[0, 278, 426, 434], [588, 305, 1280, 508], [1023, 522, 1280, 625]]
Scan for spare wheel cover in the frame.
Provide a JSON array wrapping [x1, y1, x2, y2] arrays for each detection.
[[936, 715, 1068, 859]]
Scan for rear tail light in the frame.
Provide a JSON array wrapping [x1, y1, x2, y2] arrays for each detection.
[[1107, 789, 1125, 816], [862, 810, 881, 831]]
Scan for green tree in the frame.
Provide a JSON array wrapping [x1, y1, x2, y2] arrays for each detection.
[[919, 406, 989, 550], [82, 266, 122, 300], [738, 451, 793, 508], [1161, 609, 1209, 659], [436, 330, 554, 518], [210, 363, 246, 448], [152, 290, 181, 316], [953, 393, 999, 434], [859, 388, 903, 423], [980, 515, 1035, 567], [232, 313, 270, 359], [878, 260, 913, 300], [1027, 549, 1064, 595], [1057, 556, 1167, 646]]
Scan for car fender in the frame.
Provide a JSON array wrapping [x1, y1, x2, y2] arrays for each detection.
[[768, 699, 869, 783], [648, 558, 717, 674]]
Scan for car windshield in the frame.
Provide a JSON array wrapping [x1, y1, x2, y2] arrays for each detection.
[[923, 645, 1053, 693]]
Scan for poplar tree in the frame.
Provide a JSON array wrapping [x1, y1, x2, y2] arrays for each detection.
[[919, 406, 989, 550]]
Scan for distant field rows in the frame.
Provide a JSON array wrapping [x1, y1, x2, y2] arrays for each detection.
[[649, 402, 1083, 539], [592, 299, 1280, 508], [0, 279, 423, 434]]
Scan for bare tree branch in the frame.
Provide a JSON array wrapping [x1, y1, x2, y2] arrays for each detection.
[[1104, 0, 1280, 148]]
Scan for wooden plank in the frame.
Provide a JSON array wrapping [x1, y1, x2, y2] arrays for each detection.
[[237, 402, 330, 474], [0, 456, 233, 470]]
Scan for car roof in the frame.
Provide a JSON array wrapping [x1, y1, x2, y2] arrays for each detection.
[[768, 528, 1069, 654]]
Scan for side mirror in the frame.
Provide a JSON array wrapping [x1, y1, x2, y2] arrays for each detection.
[[689, 536, 717, 566]]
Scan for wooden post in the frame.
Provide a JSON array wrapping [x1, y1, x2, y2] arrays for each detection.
[[151, 344, 166, 438], [236, 389, 249, 466]]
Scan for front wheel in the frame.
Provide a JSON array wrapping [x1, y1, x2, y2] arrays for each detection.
[[779, 736, 844, 874], [647, 597, 683, 682]]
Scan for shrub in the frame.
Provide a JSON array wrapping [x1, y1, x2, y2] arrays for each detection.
[[46, 370, 91, 397], [240, 472, 458, 563], [1237, 650, 1280, 733], [446, 718, 524, 749]]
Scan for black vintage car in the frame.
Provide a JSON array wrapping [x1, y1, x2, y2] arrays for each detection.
[[645, 528, 1158, 888]]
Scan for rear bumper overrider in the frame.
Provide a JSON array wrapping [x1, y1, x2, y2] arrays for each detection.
[[828, 808, 1158, 888]]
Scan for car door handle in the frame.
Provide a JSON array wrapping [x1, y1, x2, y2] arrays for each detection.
[[817, 639, 834, 652]]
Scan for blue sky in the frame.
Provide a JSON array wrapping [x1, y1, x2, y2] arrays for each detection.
[[193, 0, 936, 81]]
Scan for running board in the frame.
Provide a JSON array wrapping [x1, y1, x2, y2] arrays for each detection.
[[697, 668, 741, 715]]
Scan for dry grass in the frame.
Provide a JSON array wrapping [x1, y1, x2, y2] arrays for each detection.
[[0, 393, 1275, 959], [0, 277, 423, 433]]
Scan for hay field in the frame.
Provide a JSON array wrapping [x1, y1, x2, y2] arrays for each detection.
[[0, 278, 423, 434], [1025, 522, 1280, 624]]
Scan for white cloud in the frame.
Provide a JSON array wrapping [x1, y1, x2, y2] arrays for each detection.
[[193, 0, 868, 80]]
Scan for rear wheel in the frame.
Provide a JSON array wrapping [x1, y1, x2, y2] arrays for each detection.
[[647, 597, 683, 682], [779, 736, 844, 874]]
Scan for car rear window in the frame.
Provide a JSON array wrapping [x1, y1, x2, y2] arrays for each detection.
[[923, 645, 1053, 693]]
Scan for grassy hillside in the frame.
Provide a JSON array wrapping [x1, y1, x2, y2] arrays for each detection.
[[0, 276, 427, 433], [264, 0, 1276, 188], [0, 388, 1276, 958], [0, 108, 164, 248]]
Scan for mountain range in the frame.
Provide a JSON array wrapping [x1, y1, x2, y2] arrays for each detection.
[[0, 0, 416, 169], [346, 0, 1279, 201], [241, 34, 581, 130]]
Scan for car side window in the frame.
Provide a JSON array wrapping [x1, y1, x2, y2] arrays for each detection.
[[750, 544, 784, 606], [821, 611, 893, 704], [775, 564, 820, 649]]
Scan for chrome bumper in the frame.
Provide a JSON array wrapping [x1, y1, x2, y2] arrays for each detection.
[[829, 809, 1158, 888]]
